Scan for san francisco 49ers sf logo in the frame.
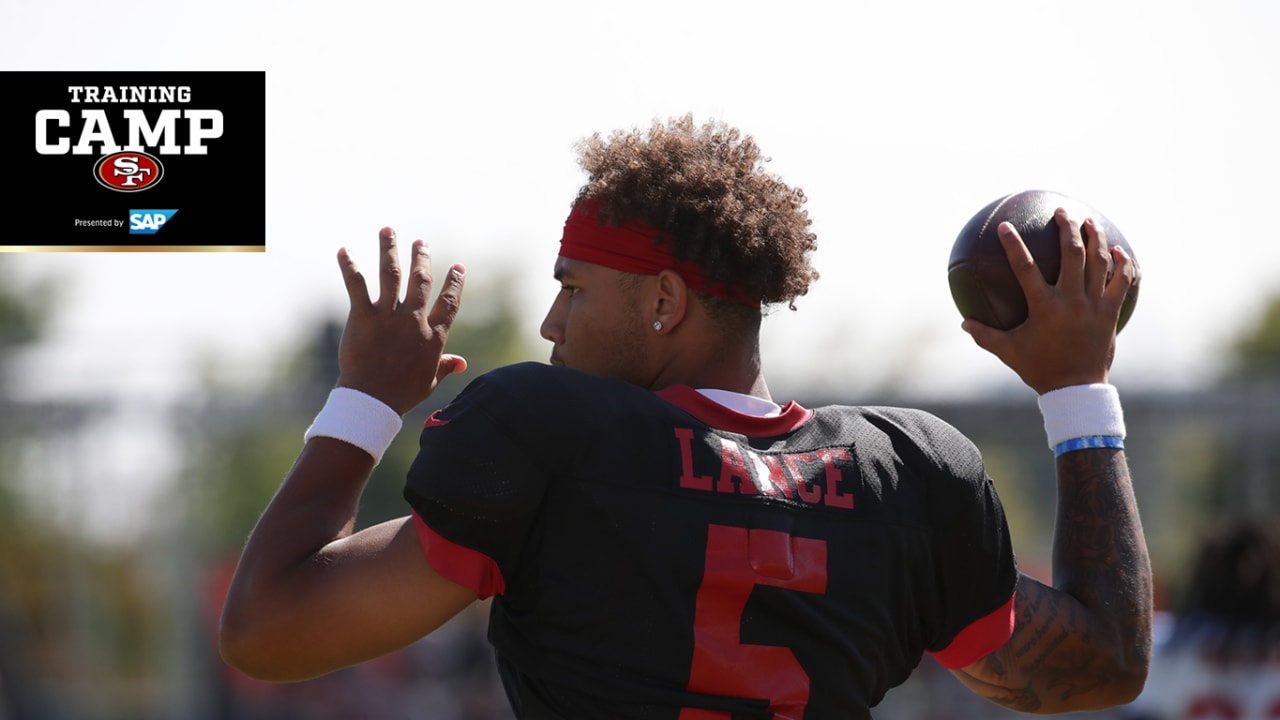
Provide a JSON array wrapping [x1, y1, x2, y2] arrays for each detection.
[[93, 151, 164, 192]]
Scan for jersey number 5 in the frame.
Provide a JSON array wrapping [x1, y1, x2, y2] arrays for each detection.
[[680, 524, 828, 720]]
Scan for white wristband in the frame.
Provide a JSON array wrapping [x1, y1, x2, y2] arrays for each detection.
[[1037, 384, 1125, 451], [304, 387, 403, 464]]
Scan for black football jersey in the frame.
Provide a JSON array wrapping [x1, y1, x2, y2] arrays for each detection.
[[404, 362, 1017, 719]]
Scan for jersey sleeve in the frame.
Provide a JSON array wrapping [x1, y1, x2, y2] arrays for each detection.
[[892, 409, 1019, 669], [402, 366, 551, 599]]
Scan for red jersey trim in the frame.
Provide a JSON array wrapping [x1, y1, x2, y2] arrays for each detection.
[[423, 409, 450, 428], [656, 385, 813, 436], [928, 591, 1017, 669], [411, 511, 505, 599]]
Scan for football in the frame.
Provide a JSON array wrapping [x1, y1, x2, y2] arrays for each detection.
[[947, 189, 1140, 332]]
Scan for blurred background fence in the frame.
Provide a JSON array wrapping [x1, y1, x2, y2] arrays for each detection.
[[3, 274, 1280, 720]]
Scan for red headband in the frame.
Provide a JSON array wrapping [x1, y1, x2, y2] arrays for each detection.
[[558, 199, 760, 307]]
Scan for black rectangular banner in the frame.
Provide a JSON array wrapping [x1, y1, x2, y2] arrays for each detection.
[[2, 71, 266, 251]]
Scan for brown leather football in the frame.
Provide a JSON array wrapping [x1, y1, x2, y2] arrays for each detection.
[[947, 189, 1140, 331]]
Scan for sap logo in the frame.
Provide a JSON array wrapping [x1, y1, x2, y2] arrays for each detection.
[[129, 209, 178, 234], [95, 151, 164, 192]]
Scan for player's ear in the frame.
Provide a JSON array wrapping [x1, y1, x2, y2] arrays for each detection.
[[652, 269, 688, 334]]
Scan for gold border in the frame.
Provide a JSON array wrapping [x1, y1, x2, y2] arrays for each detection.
[[0, 246, 266, 253]]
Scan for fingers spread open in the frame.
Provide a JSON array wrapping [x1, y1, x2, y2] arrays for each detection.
[[1054, 207, 1087, 290], [405, 240, 434, 313], [998, 222, 1045, 304], [961, 318, 1008, 358], [428, 264, 466, 336], [1103, 244, 1135, 309], [435, 353, 469, 385], [1082, 217, 1113, 296], [338, 247, 372, 311], [378, 227, 403, 311]]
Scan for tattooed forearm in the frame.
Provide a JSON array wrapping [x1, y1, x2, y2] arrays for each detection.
[[952, 449, 1152, 713], [1054, 448, 1152, 669], [1010, 587, 1054, 663], [956, 665, 1040, 712]]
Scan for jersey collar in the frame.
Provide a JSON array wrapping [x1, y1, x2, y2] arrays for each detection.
[[655, 384, 813, 436]]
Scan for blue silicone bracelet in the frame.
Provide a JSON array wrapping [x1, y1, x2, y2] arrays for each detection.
[[1053, 435, 1125, 457]]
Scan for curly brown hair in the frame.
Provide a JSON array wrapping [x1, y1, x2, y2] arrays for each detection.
[[573, 115, 819, 316]]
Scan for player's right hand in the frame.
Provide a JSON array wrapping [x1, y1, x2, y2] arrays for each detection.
[[334, 227, 467, 416], [962, 208, 1135, 396]]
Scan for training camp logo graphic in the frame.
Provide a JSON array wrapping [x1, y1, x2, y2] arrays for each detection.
[[95, 151, 165, 192], [5, 71, 266, 251], [35, 87, 223, 195]]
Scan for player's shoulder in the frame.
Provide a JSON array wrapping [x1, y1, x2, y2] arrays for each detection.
[[456, 361, 654, 414], [815, 404, 985, 481], [812, 403, 963, 441], [473, 361, 644, 393], [478, 361, 602, 385]]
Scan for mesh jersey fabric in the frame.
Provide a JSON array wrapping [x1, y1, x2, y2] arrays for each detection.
[[403, 362, 1018, 719]]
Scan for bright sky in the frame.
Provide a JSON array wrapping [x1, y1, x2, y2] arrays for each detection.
[[3, 0, 1279, 408]]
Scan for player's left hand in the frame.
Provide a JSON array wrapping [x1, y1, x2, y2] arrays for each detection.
[[961, 208, 1136, 395], [334, 227, 467, 415]]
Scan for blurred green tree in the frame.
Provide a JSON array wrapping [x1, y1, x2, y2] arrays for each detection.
[[1229, 291, 1280, 379], [0, 263, 63, 718], [0, 269, 49, 365], [1156, 289, 1280, 599], [1217, 291, 1280, 512]]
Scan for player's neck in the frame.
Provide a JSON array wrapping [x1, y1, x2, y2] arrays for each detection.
[[654, 336, 771, 402]]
